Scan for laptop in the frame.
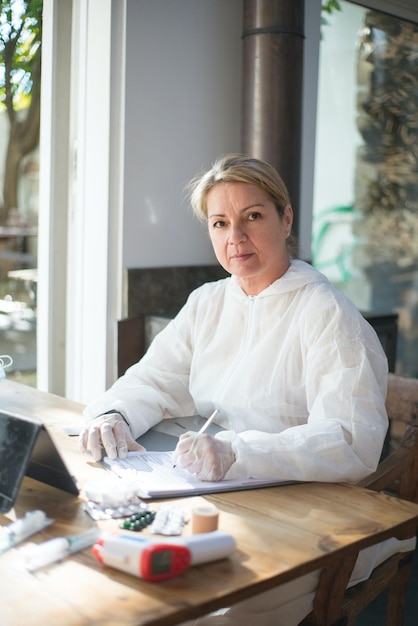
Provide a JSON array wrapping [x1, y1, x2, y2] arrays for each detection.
[[136, 415, 224, 451], [0, 410, 79, 514]]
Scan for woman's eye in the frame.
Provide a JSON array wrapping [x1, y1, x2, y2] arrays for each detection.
[[248, 212, 261, 221], [212, 220, 225, 228]]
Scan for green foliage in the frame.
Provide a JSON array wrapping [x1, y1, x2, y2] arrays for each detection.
[[321, 0, 342, 31], [0, 0, 42, 112], [322, 0, 342, 15]]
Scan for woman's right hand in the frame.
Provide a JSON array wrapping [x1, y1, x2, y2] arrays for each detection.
[[79, 412, 145, 461]]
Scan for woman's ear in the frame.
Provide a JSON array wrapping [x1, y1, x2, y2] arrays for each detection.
[[284, 204, 293, 231]]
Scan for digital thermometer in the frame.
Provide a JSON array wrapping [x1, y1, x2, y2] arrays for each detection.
[[93, 535, 191, 581], [92, 530, 236, 582]]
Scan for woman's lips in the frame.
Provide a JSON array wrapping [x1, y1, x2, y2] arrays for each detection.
[[231, 252, 253, 262]]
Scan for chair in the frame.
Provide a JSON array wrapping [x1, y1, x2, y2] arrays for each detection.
[[117, 316, 146, 378], [300, 372, 418, 626]]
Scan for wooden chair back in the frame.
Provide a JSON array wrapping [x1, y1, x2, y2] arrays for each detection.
[[300, 373, 418, 626], [358, 372, 418, 502]]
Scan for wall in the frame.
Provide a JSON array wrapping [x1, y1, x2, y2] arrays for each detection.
[[123, 0, 243, 272]]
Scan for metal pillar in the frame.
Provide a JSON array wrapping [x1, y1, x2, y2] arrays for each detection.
[[242, 0, 305, 235]]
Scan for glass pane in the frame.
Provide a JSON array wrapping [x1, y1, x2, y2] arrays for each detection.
[[0, 1, 41, 387], [313, 0, 418, 377]]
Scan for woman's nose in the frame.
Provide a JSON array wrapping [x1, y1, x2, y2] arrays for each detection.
[[229, 224, 247, 244]]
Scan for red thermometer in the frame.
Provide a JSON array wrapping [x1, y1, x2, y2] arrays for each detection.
[[92, 531, 236, 582], [92, 535, 190, 581]]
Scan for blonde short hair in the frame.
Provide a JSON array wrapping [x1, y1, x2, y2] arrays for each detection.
[[187, 153, 291, 221]]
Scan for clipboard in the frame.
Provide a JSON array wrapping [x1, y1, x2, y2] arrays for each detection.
[[104, 416, 293, 498]]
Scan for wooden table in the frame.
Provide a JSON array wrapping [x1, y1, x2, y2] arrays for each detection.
[[1, 380, 418, 626]]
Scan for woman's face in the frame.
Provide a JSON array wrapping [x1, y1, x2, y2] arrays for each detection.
[[206, 181, 293, 295]]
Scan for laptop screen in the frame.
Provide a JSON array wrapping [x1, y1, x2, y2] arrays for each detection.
[[0, 412, 40, 513], [0, 411, 79, 514]]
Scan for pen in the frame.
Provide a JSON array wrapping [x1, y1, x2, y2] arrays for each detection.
[[173, 409, 219, 468], [197, 409, 219, 434]]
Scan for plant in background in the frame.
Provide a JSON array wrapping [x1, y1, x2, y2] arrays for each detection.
[[353, 10, 418, 269], [321, 0, 341, 34], [0, 0, 42, 223]]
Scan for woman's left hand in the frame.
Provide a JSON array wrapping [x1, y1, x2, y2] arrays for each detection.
[[173, 432, 235, 481]]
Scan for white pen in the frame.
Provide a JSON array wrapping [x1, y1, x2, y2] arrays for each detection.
[[173, 409, 219, 468], [197, 409, 219, 434]]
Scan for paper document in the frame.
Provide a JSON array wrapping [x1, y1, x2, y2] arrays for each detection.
[[103, 451, 290, 498]]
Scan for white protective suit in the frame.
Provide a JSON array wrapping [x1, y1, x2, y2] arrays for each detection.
[[84, 260, 415, 625], [85, 260, 388, 484]]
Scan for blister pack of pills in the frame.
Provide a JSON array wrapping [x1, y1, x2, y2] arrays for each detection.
[[150, 504, 189, 536], [83, 499, 151, 521], [120, 510, 156, 531], [82, 479, 151, 520]]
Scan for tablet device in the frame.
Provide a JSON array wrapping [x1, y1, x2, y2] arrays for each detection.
[[136, 415, 224, 451], [0, 411, 79, 514]]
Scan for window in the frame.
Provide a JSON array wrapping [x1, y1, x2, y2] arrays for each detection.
[[313, 0, 418, 376]]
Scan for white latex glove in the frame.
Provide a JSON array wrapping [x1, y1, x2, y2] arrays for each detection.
[[79, 412, 145, 461], [173, 432, 235, 481]]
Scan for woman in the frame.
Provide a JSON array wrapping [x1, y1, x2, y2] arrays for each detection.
[[80, 153, 387, 483], [80, 154, 412, 625]]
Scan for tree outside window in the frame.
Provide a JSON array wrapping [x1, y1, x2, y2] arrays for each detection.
[[0, 0, 42, 225]]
